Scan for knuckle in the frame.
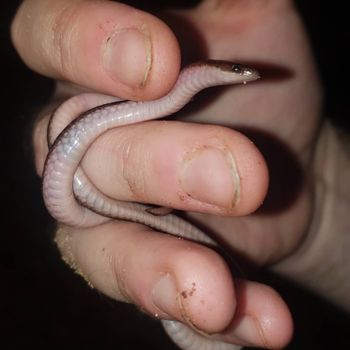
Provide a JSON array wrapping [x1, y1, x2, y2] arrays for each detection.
[[106, 245, 129, 301], [50, 2, 81, 76], [85, 128, 151, 201], [119, 132, 149, 200]]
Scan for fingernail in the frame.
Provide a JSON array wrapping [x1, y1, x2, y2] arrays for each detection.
[[103, 27, 151, 87], [152, 274, 179, 318], [234, 316, 270, 348], [152, 274, 211, 335], [180, 147, 240, 208]]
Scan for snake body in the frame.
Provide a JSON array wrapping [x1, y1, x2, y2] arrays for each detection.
[[43, 60, 260, 350]]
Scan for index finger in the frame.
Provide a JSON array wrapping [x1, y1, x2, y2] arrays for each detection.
[[11, 0, 181, 100]]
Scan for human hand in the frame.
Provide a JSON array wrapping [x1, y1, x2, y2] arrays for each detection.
[[12, 0, 324, 348]]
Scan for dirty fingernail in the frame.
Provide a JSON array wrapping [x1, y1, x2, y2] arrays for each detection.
[[103, 27, 151, 87], [180, 147, 240, 208]]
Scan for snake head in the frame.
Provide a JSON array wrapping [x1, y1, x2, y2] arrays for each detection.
[[231, 63, 260, 79], [204, 60, 260, 84]]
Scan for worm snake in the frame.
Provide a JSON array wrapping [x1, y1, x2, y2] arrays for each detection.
[[43, 60, 260, 350]]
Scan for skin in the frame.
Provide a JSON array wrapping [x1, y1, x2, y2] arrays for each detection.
[[11, 0, 350, 348]]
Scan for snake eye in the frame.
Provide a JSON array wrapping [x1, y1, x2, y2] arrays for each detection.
[[231, 64, 242, 73]]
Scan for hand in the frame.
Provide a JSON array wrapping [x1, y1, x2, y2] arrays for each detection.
[[12, 0, 324, 348]]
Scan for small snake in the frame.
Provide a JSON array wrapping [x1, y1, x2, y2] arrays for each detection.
[[43, 60, 260, 350]]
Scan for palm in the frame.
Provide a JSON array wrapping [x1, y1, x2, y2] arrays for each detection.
[[171, 1, 322, 264]]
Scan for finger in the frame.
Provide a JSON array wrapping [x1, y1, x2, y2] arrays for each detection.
[[34, 119, 268, 216], [80, 121, 268, 216], [11, 0, 180, 100], [55, 221, 236, 334], [55, 223, 292, 348], [219, 280, 293, 348]]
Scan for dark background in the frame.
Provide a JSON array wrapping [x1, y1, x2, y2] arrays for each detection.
[[1, 1, 349, 349]]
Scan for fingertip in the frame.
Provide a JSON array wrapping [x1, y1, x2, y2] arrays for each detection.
[[172, 245, 236, 334], [118, 230, 236, 334], [149, 242, 236, 334], [255, 284, 294, 349], [12, 0, 181, 100], [94, 1, 181, 99], [232, 280, 293, 349]]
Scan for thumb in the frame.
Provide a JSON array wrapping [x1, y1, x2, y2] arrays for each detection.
[[11, 0, 181, 100]]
